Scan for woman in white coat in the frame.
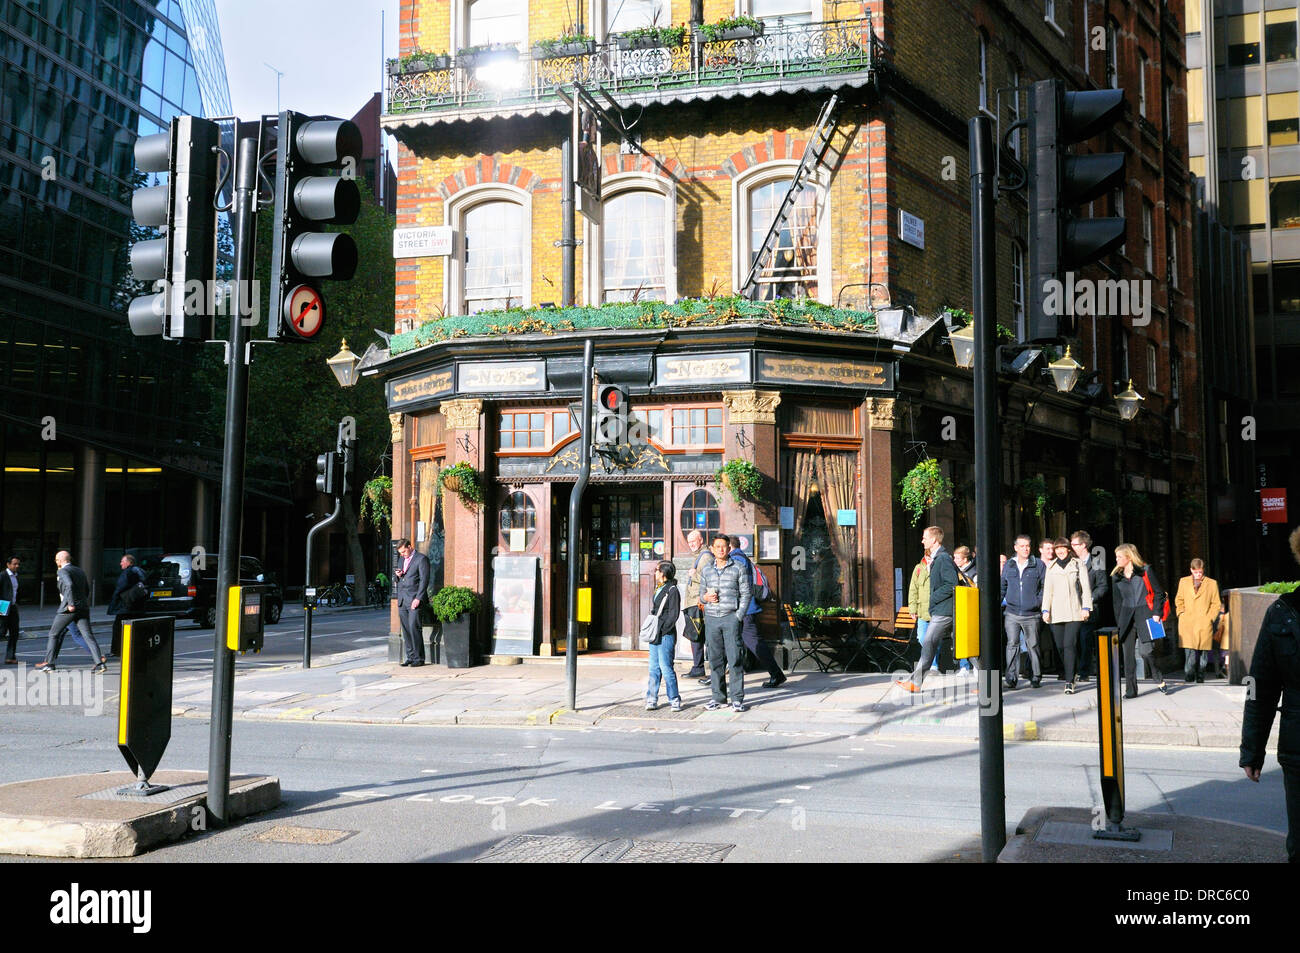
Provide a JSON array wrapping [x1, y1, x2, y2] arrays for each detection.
[[1042, 537, 1093, 694]]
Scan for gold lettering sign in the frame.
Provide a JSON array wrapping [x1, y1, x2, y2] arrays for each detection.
[[759, 355, 889, 388], [390, 369, 454, 405], [660, 357, 746, 383], [460, 362, 544, 391]]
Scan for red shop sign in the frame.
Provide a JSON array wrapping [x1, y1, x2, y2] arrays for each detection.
[[1261, 488, 1288, 524]]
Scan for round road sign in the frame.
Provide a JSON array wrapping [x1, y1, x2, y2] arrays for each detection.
[[284, 284, 324, 338]]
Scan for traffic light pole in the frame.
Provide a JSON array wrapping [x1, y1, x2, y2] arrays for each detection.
[[207, 135, 259, 825], [970, 115, 1006, 862], [565, 339, 593, 710], [303, 497, 342, 669]]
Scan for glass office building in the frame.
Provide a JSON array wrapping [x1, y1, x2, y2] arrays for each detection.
[[0, 0, 258, 597]]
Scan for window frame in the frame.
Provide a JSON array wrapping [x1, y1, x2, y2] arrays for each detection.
[[454, 0, 528, 51], [732, 160, 830, 303], [1138, 50, 1148, 118], [678, 487, 722, 543], [585, 172, 678, 305], [1106, 19, 1119, 89], [445, 184, 532, 316], [1012, 240, 1026, 333], [1142, 200, 1154, 274], [978, 30, 991, 115]]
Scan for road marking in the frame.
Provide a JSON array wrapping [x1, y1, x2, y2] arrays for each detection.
[[775, 798, 795, 804], [796, 785, 811, 790]]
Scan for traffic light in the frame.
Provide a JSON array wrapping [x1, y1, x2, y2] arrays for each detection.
[[1027, 79, 1127, 342], [340, 439, 355, 495], [267, 111, 362, 341], [127, 116, 221, 340], [315, 451, 337, 496], [595, 384, 628, 446]]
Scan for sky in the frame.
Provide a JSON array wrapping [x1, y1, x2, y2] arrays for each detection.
[[211, 0, 401, 121]]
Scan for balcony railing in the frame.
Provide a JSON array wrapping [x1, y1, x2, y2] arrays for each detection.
[[387, 15, 880, 118]]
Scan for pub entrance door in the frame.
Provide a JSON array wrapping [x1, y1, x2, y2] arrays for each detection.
[[587, 488, 665, 648]]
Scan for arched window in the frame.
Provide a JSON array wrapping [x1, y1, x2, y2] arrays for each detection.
[[602, 189, 667, 301], [465, 0, 526, 47], [736, 166, 824, 301], [499, 490, 538, 550], [457, 197, 526, 314], [680, 488, 720, 540]]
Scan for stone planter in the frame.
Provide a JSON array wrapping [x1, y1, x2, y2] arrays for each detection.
[[533, 40, 595, 59], [442, 613, 478, 668], [1226, 587, 1279, 684]]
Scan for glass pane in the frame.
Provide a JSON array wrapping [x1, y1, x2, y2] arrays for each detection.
[[751, 179, 817, 299], [468, 0, 526, 46], [530, 413, 543, 431], [500, 432, 513, 449], [707, 408, 721, 425], [707, 426, 721, 443], [608, 0, 668, 34], [602, 190, 666, 302], [752, 0, 812, 24], [1267, 15, 1297, 63], [464, 201, 524, 313], [554, 413, 570, 440], [1271, 177, 1300, 229]]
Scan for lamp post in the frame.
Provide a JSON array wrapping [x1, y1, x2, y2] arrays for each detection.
[[949, 323, 976, 369], [1115, 379, 1145, 421], [1047, 346, 1083, 394], [328, 339, 362, 388]]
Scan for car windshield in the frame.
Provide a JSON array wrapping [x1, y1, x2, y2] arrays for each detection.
[[145, 556, 189, 587]]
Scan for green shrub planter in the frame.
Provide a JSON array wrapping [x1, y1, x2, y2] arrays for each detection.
[[431, 586, 481, 668]]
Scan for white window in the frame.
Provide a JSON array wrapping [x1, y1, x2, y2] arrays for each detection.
[[1106, 19, 1118, 89], [1045, 0, 1057, 25], [750, 0, 815, 25], [1114, 187, 1126, 256], [1138, 52, 1148, 117], [602, 190, 668, 301], [1012, 241, 1026, 331], [1142, 201, 1154, 273], [607, 0, 667, 34], [1146, 342, 1158, 392], [734, 166, 826, 301], [1167, 219, 1178, 288], [465, 0, 526, 47], [448, 189, 531, 315], [1007, 64, 1021, 158], [979, 31, 990, 113]]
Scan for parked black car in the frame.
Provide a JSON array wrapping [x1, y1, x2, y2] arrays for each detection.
[[140, 553, 283, 627]]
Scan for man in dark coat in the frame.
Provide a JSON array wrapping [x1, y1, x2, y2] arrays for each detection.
[[395, 538, 430, 667], [1240, 527, 1300, 864], [38, 550, 104, 672], [1070, 530, 1109, 681], [897, 525, 960, 692], [2, 555, 20, 663], [107, 553, 148, 657]]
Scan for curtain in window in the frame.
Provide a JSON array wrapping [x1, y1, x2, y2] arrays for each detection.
[[608, 0, 667, 33], [782, 451, 817, 539], [468, 0, 526, 46], [780, 404, 855, 436], [814, 451, 858, 605]]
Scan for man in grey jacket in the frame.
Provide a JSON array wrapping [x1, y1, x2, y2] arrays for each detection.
[[38, 550, 104, 672], [699, 534, 752, 712]]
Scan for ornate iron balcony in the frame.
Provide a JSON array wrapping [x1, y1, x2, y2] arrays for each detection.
[[386, 15, 881, 123]]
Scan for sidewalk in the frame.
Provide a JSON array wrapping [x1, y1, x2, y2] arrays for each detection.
[[159, 649, 1263, 750]]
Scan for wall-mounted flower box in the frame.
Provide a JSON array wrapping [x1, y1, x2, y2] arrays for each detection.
[[616, 25, 688, 50], [457, 44, 520, 68], [698, 16, 765, 42], [533, 36, 596, 59], [389, 52, 451, 75]]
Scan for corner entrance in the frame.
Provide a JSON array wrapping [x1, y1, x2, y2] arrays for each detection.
[[587, 488, 665, 648]]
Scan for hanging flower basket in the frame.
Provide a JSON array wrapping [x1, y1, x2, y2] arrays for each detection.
[[438, 463, 484, 508], [1018, 476, 1051, 517], [359, 476, 392, 531], [715, 459, 763, 506], [898, 458, 954, 526]]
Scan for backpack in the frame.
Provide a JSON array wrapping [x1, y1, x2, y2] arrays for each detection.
[[1142, 569, 1170, 623], [752, 562, 772, 603]]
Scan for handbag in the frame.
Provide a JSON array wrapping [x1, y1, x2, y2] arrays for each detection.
[[682, 605, 704, 642], [122, 581, 149, 610], [640, 588, 669, 644], [1141, 570, 1170, 622]]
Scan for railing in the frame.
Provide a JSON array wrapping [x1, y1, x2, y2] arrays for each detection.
[[387, 15, 880, 117]]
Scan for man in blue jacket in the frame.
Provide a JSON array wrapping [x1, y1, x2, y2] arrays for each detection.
[[729, 537, 785, 688], [897, 526, 959, 692], [1001, 534, 1045, 689]]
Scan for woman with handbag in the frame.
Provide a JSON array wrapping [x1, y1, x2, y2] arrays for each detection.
[[1042, 537, 1092, 694], [644, 561, 683, 712], [1111, 543, 1169, 698]]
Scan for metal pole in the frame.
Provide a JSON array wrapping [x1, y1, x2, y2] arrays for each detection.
[[304, 499, 342, 669], [561, 112, 576, 307], [206, 135, 258, 825], [565, 339, 594, 710], [970, 115, 1006, 862]]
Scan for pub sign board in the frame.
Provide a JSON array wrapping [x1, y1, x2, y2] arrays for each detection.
[[388, 366, 455, 410], [755, 352, 895, 391]]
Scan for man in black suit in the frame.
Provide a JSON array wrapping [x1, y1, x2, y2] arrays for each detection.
[[2, 555, 20, 663], [107, 553, 148, 657], [38, 550, 105, 672], [394, 538, 430, 667]]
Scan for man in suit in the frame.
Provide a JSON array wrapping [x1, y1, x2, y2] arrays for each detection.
[[38, 550, 105, 672], [107, 553, 148, 657], [394, 538, 430, 667], [2, 555, 20, 663]]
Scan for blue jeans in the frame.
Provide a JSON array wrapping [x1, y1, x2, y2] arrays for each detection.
[[647, 633, 680, 703]]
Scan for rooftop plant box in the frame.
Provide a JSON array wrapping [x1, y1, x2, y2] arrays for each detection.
[[388, 52, 452, 75], [698, 17, 765, 42], [457, 44, 520, 67], [616, 25, 688, 50], [532, 36, 596, 59]]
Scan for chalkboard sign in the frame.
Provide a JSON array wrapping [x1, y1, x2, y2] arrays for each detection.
[[492, 556, 538, 656]]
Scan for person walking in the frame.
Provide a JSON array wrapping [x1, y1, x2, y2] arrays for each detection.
[[681, 529, 713, 680], [1175, 559, 1222, 683], [1042, 537, 1093, 694], [896, 526, 959, 692], [36, 551, 104, 673], [1111, 542, 1170, 698], [1001, 534, 1046, 689], [1240, 526, 1300, 863], [907, 552, 931, 672], [645, 562, 683, 711], [2, 556, 19, 664], [394, 538, 430, 667], [107, 553, 148, 657], [953, 546, 978, 673], [1070, 530, 1108, 682], [699, 534, 752, 712], [730, 537, 786, 688]]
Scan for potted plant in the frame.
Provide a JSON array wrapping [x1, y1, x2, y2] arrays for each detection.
[[715, 459, 764, 505], [457, 42, 520, 68], [1087, 487, 1118, 526], [431, 585, 482, 668], [698, 15, 764, 42], [359, 475, 392, 531], [1018, 475, 1051, 517], [389, 50, 451, 74], [438, 462, 485, 508], [616, 24, 688, 50], [533, 32, 596, 58], [898, 457, 953, 526]]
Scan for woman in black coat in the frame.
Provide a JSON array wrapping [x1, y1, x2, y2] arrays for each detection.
[[1111, 543, 1169, 698], [645, 561, 683, 712]]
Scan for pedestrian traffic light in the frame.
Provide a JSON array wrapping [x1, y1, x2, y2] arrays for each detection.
[[595, 384, 628, 446], [315, 451, 337, 495], [127, 115, 221, 340], [1027, 79, 1127, 342], [267, 111, 362, 341], [340, 439, 356, 495]]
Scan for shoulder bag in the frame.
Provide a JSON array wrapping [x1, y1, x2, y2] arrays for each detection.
[[640, 588, 669, 644]]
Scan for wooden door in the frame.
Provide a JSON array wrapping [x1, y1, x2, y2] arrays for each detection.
[[588, 489, 664, 647]]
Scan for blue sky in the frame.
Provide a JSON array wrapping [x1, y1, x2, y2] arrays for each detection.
[[212, 0, 401, 121]]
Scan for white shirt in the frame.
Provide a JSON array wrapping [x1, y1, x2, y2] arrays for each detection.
[[4, 570, 14, 612]]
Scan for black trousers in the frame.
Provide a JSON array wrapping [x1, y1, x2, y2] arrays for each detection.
[[740, 613, 783, 681], [1119, 629, 1165, 694], [1285, 762, 1299, 864], [1077, 619, 1097, 677], [2, 606, 17, 661], [1050, 621, 1080, 683], [398, 605, 425, 663]]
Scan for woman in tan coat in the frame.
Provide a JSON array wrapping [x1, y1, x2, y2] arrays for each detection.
[[1175, 558, 1222, 683], [1042, 537, 1093, 694]]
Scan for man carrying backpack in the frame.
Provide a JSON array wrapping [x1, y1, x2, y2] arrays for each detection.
[[730, 536, 786, 689], [1240, 526, 1300, 863]]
